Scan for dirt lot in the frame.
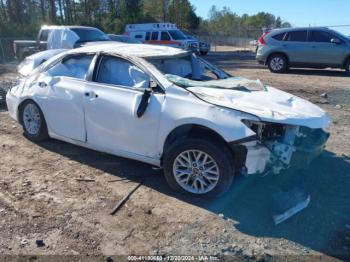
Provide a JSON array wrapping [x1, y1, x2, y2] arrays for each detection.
[[0, 50, 350, 261]]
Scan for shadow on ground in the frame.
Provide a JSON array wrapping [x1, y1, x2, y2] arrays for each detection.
[[37, 138, 350, 259]]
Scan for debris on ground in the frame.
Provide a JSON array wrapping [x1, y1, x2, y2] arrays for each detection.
[[75, 178, 96, 182], [110, 181, 143, 215], [272, 188, 311, 225], [335, 104, 343, 109], [36, 239, 45, 247], [20, 239, 28, 247]]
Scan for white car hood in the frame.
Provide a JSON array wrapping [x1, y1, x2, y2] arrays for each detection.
[[188, 85, 331, 129]]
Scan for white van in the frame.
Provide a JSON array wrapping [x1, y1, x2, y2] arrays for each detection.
[[125, 23, 199, 52]]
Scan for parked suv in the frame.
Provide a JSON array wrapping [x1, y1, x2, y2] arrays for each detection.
[[256, 27, 350, 75]]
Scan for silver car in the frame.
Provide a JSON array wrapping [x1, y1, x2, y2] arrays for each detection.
[[256, 27, 350, 75]]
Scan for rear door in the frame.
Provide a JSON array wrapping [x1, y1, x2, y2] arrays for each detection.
[[283, 30, 310, 64], [37, 54, 94, 141], [308, 30, 347, 66]]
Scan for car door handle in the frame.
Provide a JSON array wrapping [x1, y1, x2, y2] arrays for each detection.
[[38, 81, 47, 88], [85, 91, 98, 98]]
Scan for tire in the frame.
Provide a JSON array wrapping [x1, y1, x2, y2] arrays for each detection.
[[345, 59, 350, 76], [200, 51, 208, 55], [163, 138, 234, 197], [20, 100, 48, 142], [267, 54, 288, 73]]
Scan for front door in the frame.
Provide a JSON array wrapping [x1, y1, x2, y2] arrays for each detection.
[[307, 30, 347, 66], [84, 55, 164, 159]]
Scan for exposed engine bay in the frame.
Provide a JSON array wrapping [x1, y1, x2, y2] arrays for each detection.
[[237, 120, 330, 175]]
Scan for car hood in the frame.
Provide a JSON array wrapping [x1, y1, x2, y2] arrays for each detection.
[[186, 82, 331, 129], [166, 74, 330, 128]]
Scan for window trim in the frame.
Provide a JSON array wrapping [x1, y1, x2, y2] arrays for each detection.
[[285, 30, 308, 42], [151, 31, 159, 41], [92, 53, 165, 93], [160, 31, 171, 41], [45, 53, 95, 81], [309, 30, 341, 43]]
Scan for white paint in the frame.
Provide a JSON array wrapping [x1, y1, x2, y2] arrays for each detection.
[[6, 43, 331, 174]]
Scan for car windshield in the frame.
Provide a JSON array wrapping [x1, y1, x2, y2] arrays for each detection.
[[72, 28, 110, 42], [168, 30, 187, 40], [147, 54, 264, 91], [330, 29, 350, 41], [120, 36, 141, 43]]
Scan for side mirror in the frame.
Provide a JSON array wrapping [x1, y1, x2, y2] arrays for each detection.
[[136, 89, 151, 118], [149, 79, 158, 89], [331, 38, 342, 44]]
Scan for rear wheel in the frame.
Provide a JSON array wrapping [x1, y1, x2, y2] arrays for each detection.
[[267, 54, 288, 73], [163, 138, 234, 197], [20, 100, 48, 141]]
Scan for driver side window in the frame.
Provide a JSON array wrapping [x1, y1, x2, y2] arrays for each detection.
[[96, 56, 150, 89]]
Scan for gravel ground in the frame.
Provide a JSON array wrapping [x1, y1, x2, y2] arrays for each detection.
[[0, 51, 349, 261]]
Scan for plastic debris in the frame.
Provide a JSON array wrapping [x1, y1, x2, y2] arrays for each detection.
[[272, 187, 311, 225]]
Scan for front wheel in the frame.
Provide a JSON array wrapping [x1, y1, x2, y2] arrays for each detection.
[[267, 54, 288, 73], [20, 100, 48, 141], [345, 59, 350, 76], [163, 138, 234, 197]]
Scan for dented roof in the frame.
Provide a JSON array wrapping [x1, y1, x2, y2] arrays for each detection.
[[66, 43, 189, 58]]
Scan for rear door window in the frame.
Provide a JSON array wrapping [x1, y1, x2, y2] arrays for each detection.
[[151, 32, 159, 41], [47, 54, 93, 79], [161, 31, 171, 41], [272, 32, 285, 41], [145, 32, 150, 41], [285, 30, 307, 42], [310, 30, 335, 43]]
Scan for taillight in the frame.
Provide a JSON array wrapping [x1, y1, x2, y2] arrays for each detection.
[[258, 33, 267, 45]]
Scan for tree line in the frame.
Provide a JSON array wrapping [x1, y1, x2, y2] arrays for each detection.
[[0, 0, 291, 38]]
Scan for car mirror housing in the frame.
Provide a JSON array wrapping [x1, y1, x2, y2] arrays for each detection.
[[331, 38, 341, 44], [149, 79, 158, 89]]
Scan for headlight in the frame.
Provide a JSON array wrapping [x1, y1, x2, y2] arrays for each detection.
[[242, 119, 286, 140]]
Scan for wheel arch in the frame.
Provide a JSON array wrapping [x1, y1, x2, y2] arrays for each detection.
[[161, 124, 235, 165], [17, 98, 43, 126], [343, 55, 350, 68], [266, 51, 290, 65]]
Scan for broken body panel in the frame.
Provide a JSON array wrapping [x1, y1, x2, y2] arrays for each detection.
[[7, 43, 331, 176]]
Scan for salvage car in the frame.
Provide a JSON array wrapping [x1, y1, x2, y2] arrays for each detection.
[[6, 43, 331, 197]]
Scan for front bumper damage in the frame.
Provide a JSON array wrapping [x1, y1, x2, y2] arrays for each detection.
[[231, 122, 330, 176]]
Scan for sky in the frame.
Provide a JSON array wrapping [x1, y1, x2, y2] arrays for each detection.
[[190, 0, 350, 35]]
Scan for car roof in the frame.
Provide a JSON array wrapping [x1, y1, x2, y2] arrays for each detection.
[[41, 25, 99, 30], [270, 27, 330, 34], [66, 42, 189, 58]]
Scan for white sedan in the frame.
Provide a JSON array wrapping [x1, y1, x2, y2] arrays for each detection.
[[7, 43, 331, 197]]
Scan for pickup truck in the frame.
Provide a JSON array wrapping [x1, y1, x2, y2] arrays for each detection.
[[13, 25, 110, 60]]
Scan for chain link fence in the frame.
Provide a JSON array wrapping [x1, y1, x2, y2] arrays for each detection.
[[193, 27, 263, 53]]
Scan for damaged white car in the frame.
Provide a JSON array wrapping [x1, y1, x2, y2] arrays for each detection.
[[6, 43, 331, 197]]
